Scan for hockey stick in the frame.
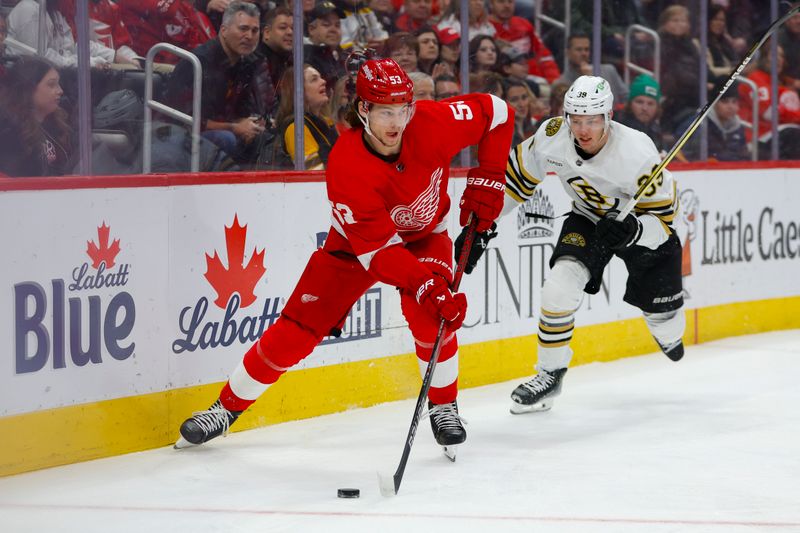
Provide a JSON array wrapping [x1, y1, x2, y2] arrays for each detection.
[[617, 2, 800, 219], [378, 216, 479, 497]]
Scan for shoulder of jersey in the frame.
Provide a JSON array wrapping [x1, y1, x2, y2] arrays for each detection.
[[535, 116, 569, 147], [610, 120, 659, 156]]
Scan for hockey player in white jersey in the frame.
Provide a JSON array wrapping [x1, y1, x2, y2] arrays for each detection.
[[458, 75, 685, 414]]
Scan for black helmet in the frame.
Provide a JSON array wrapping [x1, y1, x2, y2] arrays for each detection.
[[93, 89, 143, 130]]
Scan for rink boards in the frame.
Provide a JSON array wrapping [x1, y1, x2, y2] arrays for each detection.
[[2, 163, 800, 476]]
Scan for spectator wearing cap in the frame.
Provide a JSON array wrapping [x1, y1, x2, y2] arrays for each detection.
[[256, 6, 294, 94], [437, 26, 460, 75], [338, 0, 388, 52], [616, 73, 664, 153], [304, 0, 347, 88], [488, 0, 560, 83], [497, 47, 529, 80], [395, 0, 433, 33], [681, 80, 749, 162], [555, 33, 628, 105], [165, 2, 275, 166], [436, 0, 495, 41]]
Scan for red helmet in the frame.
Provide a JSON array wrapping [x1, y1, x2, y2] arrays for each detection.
[[356, 58, 414, 105]]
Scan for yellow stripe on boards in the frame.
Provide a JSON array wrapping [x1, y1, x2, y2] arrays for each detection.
[[2, 296, 799, 477]]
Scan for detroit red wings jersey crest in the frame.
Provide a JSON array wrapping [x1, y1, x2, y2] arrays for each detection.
[[390, 167, 443, 231], [325, 95, 513, 268]]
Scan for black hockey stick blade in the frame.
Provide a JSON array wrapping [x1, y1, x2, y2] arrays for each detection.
[[378, 217, 479, 496]]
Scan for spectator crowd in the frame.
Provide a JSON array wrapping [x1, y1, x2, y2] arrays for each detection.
[[1, 0, 799, 177]]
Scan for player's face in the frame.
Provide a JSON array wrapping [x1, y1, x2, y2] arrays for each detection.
[[362, 102, 414, 152], [568, 113, 608, 154]]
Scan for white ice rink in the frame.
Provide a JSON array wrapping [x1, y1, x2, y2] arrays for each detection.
[[1, 329, 799, 533]]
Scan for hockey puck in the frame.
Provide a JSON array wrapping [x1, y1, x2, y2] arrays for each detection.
[[337, 488, 360, 498]]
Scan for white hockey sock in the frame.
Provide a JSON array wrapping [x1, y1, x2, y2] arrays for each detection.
[[536, 258, 589, 372], [228, 360, 272, 401], [643, 309, 686, 346]]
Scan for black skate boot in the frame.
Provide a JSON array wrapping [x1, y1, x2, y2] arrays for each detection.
[[510, 367, 568, 414], [428, 400, 466, 462], [655, 337, 684, 362], [174, 399, 242, 449]]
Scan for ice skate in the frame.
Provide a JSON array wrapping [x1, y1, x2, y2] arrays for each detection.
[[428, 400, 466, 462], [174, 399, 242, 449], [510, 367, 568, 414], [655, 337, 684, 361]]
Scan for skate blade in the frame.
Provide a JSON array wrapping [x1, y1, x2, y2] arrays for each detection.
[[509, 398, 553, 415], [173, 436, 196, 449], [442, 445, 457, 462]]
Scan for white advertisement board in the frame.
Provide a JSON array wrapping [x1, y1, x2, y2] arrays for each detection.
[[2, 167, 799, 416]]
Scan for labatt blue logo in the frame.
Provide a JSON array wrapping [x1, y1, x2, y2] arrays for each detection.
[[172, 215, 280, 353], [14, 223, 135, 373]]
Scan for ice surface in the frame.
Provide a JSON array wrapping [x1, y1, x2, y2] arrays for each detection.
[[1, 330, 799, 533]]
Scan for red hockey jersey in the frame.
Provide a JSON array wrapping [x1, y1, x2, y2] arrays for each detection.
[[325, 94, 513, 287], [118, 0, 215, 63]]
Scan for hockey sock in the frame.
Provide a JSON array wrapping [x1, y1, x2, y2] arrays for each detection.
[[415, 330, 459, 404], [536, 258, 588, 371], [220, 317, 320, 412], [643, 309, 685, 347]]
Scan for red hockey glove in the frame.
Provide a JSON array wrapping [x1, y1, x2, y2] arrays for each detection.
[[415, 275, 468, 330], [459, 175, 505, 232]]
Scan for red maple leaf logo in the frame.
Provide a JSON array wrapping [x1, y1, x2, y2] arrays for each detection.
[[205, 215, 266, 309], [86, 222, 121, 269]]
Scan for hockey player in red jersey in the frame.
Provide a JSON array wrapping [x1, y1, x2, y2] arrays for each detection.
[[176, 57, 514, 457]]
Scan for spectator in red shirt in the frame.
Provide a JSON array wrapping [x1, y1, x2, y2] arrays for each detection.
[[59, 0, 141, 67], [395, 0, 433, 33], [117, 0, 216, 64], [738, 43, 800, 159], [487, 0, 559, 83]]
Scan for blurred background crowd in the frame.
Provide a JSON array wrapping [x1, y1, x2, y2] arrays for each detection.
[[0, 0, 798, 177]]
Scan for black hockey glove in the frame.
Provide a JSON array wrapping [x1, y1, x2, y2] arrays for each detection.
[[595, 211, 642, 250], [454, 222, 498, 274]]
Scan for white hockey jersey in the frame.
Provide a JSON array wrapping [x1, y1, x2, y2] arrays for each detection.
[[505, 117, 678, 249]]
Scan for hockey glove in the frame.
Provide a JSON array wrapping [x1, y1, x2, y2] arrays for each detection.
[[415, 275, 468, 330], [454, 222, 498, 275], [595, 211, 643, 250], [459, 175, 505, 232]]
